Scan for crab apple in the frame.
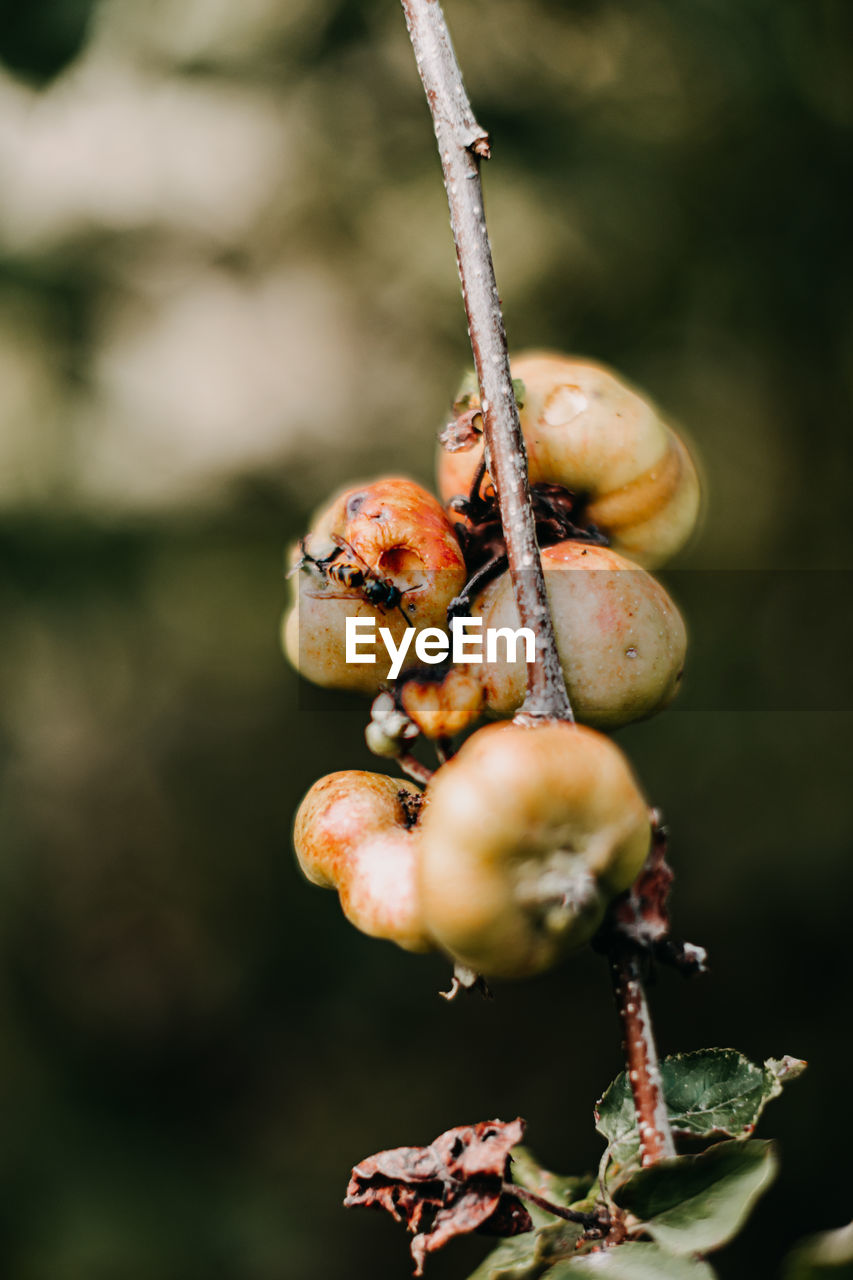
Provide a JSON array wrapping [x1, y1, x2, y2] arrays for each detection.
[[395, 541, 684, 740], [438, 352, 701, 567], [474, 540, 686, 729], [293, 770, 431, 952], [283, 477, 467, 694], [418, 722, 651, 979]]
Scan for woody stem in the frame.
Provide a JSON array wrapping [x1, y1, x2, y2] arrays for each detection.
[[400, 0, 572, 724], [400, 0, 673, 1167]]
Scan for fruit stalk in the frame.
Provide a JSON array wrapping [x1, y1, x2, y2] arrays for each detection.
[[400, 0, 674, 1166], [399, 0, 572, 724]]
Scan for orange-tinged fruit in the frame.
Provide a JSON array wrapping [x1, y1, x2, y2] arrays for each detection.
[[284, 477, 467, 694], [294, 770, 431, 952], [419, 722, 651, 978], [474, 540, 686, 728], [439, 352, 701, 567]]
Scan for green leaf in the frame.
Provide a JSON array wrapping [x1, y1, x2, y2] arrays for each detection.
[[614, 1139, 777, 1256], [466, 1223, 584, 1280], [544, 1243, 718, 1278], [534, 1222, 590, 1268], [659, 1051, 802, 1139], [453, 369, 480, 413], [594, 1073, 644, 1175], [595, 1050, 805, 1179], [466, 1234, 543, 1280], [783, 1221, 853, 1278]]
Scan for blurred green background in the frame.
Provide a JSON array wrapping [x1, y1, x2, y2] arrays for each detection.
[[1, 1, 852, 1277]]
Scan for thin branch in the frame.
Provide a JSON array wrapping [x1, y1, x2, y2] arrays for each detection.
[[609, 945, 676, 1166], [400, 0, 572, 724], [397, 753, 435, 787], [502, 1183, 606, 1232], [597, 821, 693, 1165], [400, 0, 675, 1168]]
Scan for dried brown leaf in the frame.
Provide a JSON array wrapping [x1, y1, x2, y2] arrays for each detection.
[[344, 1118, 533, 1274], [597, 819, 708, 977], [611, 819, 673, 944]]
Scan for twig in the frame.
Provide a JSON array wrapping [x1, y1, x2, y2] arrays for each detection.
[[400, 0, 572, 724], [609, 944, 676, 1166], [502, 1182, 606, 1232], [446, 551, 508, 620], [397, 753, 434, 788], [400, 0, 674, 1167]]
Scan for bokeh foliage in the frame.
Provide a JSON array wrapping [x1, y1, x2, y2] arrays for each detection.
[[1, 1, 852, 1277]]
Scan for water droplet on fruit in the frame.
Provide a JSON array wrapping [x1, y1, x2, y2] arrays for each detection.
[[543, 384, 587, 427]]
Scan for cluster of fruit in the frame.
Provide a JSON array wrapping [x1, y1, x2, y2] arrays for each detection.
[[284, 352, 700, 980]]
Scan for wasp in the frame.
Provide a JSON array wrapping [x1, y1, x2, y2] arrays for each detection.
[[293, 536, 414, 625]]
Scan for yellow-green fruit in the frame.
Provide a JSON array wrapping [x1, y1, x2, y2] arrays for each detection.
[[474, 540, 686, 728], [284, 476, 467, 694], [419, 722, 651, 978], [294, 770, 431, 952], [438, 351, 701, 567]]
